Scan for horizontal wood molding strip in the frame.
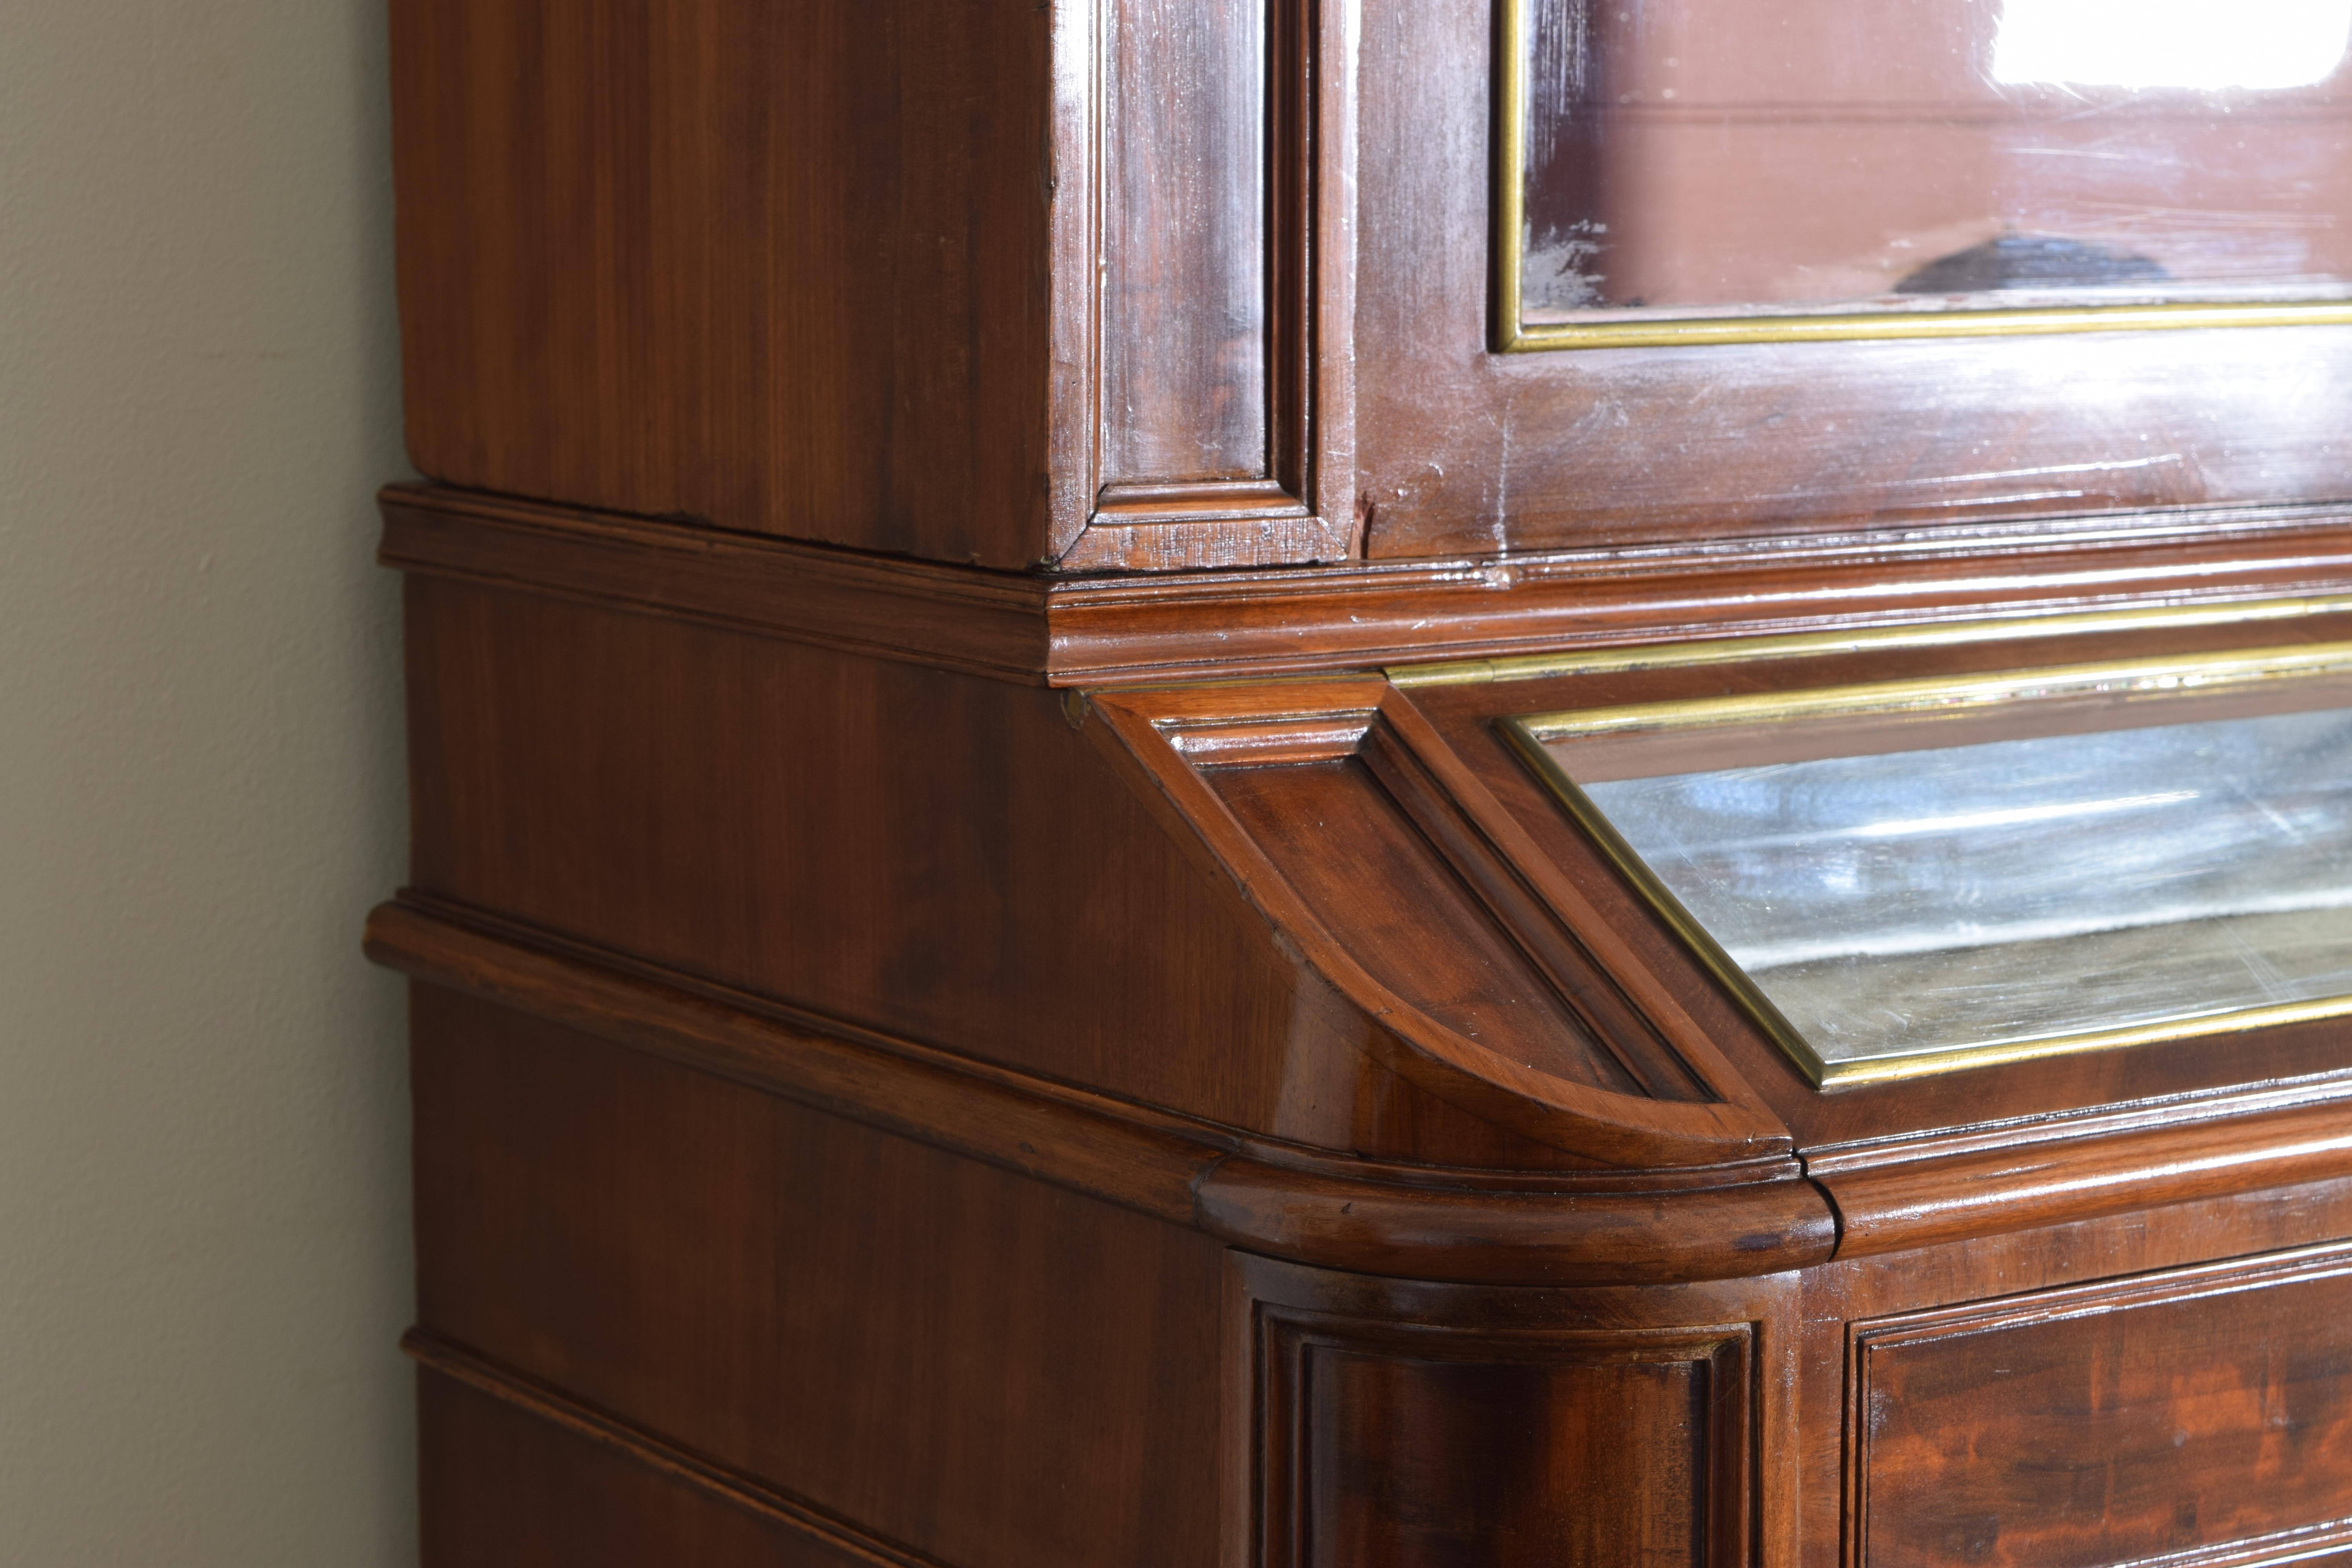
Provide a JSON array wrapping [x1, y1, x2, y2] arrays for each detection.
[[366, 899, 1214, 1228], [1052, 505, 2352, 684], [1197, 1158, 1835, 1286], [381, 484, 2352, 688], [407, 1331, 945, 1568], [377, 485, 1053, 683], [1820, 1091, 2352, 1258], [365, 899, 1829, 1285]]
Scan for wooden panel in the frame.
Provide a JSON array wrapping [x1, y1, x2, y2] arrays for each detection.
[[1211, 757, 1719, 1101], [1214, 760, 1638, 1096], [1349, 0, 2352, 562], [419, 1370, 876, 1568], [412, 984, 1236, 1568], [388, 0, 1052, 566], [1074, 0, 1359, 568], [1102, 0, 1271, 487], [382, 483, 2352, 690], [1852, 1247, 2352, 1568], [1263, 1311, 1751, 1568]]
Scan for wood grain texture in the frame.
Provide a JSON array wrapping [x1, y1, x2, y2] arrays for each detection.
[[374, 915, 1835, 1285], [412, 985, 1236, 1568], [419, 1368, 882, 1568], [1262, 1312, 1751, 1568], [401, 569, 1815, 1171], [383, 483, 2352, 686], [1851, 1247, 2352, 1568], [416, 1346, 936, 1568], [1100, 0, 1272, 488], [388, 0, 1053, 565]]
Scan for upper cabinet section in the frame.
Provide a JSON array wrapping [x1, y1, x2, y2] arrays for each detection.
[[390, 0, 2352, 575]]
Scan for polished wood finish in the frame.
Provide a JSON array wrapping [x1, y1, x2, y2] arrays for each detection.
[[1262, 1312, 1751, 1567], [382, 542, 2352, 1561], [389, 0, 2352, 574], [383, 0, 2352, 1559], [383, 483, 2352, 687], [1850, 1249, 2352, 1568], [388, 0, 1056, 566], [411, 985, 1235, 1568]]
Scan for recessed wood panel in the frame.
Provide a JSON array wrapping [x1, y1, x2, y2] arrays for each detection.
[[1102, 0, 1271, 488], [1263, 1312, 1751, 1568], [1853, 1247, 2352, 1568]]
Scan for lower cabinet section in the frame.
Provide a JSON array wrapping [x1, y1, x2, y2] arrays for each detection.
[[1260, 1312, 1751, 1568], [405, 976, 2352, 1567], [1850, 1246, 2352, 1568]]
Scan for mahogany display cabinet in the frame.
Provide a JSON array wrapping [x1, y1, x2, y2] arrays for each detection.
[[372, 0, 2352, 1562]]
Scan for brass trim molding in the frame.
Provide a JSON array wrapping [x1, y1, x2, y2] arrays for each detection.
[[1389, 592, 2352, 689], [1505, 642, 2352, 1086], [1491, 0, 2352, 353]]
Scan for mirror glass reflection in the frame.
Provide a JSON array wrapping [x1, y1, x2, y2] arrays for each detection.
[[1521, 676, 2352, 1082], [1517, 0, 2352, 320]]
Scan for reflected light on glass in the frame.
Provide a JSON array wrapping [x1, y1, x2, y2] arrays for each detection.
[[1993, 0, 2352, 89]]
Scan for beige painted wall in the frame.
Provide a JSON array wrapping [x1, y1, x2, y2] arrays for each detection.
[[0, 1, 415, 1562]]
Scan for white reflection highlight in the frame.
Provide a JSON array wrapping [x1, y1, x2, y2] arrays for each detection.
[[1993, 0, 2352, 90], [1849, 790, 2197, 839]]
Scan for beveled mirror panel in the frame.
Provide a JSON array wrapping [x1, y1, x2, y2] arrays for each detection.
[[1501, 0, 2352, 347], [1510, 648, 2352, 1084]]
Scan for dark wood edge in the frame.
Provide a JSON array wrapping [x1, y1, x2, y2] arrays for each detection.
[[367, 899, 1835, 1285], [1817, 1093, 2352, 1259], [407, 1331, 948, 1568], [378, 483, 2352, 687], [1084, 688, 1794, 1164], [377, 485, 1054, 684]]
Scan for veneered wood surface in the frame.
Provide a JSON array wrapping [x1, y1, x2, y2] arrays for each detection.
[[374, 909, 1836, 1285], [419, 1371, 876, 1568], [1267, 1317, 1748, 1568], [1101, 0, 1269, 488], [399, 573, 1373, 1151], [383, 483, 2352, 688], [388, 0, 1053, 566], [403, 570, 1805, 1170], [1212, 758, 1653, 1097], [1853, 1249, 2352, 1568], [413, 985, 1234, 1568]]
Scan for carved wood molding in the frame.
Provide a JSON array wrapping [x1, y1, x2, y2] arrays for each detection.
[[1258, 1308, 1754, 1568], [365, 898, 1834, 1287], [381, 484, 2352, 687], [1050, 0, 1360, 569]]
